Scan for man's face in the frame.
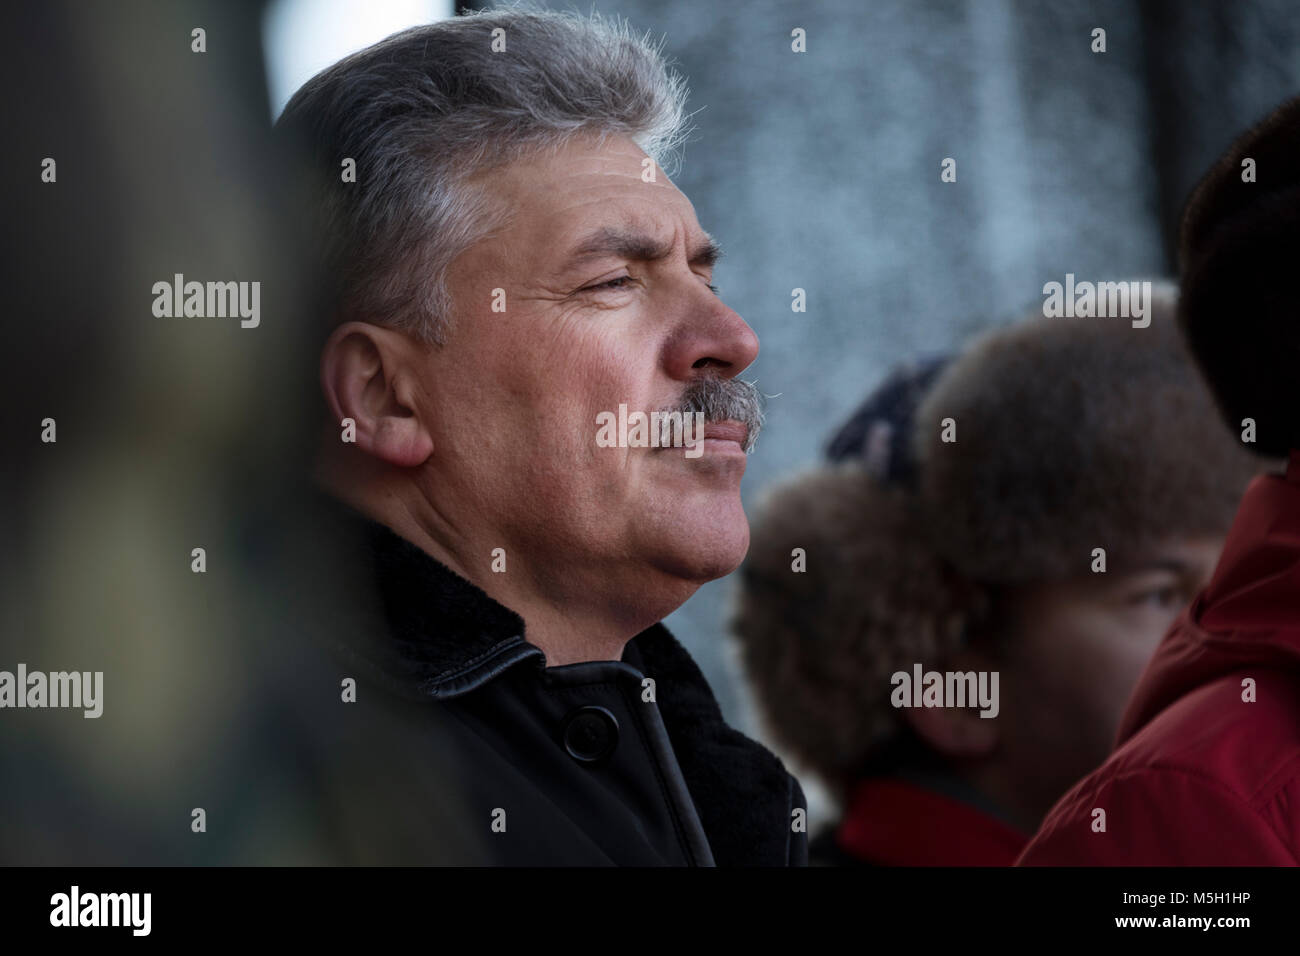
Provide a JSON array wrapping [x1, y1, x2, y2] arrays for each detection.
[[992, 537, 1224, 822], [407, 134, 760, 608]]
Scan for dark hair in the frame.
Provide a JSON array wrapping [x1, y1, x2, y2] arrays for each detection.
[[1178, 95, 1300, 458]]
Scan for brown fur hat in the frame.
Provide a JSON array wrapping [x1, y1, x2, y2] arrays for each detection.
[[733, 288, 1261, 790], [913, 285, 1258, 583], [735, 465, 970, 790]]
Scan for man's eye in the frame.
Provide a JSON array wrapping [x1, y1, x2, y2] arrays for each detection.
[[582, 276, 632, 292], [577, 276, 718, 294], [1133, 587, 1182, 610]]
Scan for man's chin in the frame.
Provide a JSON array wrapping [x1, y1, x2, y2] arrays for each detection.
[[647, 507, 750, 584]]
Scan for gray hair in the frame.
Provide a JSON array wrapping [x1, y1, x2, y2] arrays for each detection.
[[275, 7, 691, 344]]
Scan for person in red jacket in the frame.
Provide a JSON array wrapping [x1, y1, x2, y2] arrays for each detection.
[[1018, 95, 1300, 866]]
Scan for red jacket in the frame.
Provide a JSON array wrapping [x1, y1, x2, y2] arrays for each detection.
[[1018, 455, 1300, 865], [819, 775, 1028, 866]]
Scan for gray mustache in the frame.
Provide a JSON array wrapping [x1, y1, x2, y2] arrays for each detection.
[[660, 375, 765, 453]]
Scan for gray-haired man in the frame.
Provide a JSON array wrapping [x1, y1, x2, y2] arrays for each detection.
[[276, 9, 805, 865]]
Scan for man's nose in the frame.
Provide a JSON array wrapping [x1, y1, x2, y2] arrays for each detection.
[[669, 289, 760, 379]]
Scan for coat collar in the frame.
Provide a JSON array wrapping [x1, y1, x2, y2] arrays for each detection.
[[317, 490, 804, 865], [314, 489, 692, 701], [335, 498, 545, 699]]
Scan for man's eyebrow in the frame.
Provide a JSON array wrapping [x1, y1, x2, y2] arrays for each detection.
[[560, 226, 724, 270]]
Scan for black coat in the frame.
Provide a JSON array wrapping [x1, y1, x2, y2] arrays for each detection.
[[294, 495, 807, 866]]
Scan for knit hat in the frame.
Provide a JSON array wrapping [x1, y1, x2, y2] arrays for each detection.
[[825, 354, 951, 485]]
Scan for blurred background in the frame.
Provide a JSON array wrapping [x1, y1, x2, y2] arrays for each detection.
[[4, 0, 1299, 859]]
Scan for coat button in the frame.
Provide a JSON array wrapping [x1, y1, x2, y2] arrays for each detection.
[[562, 705, 619, 763]]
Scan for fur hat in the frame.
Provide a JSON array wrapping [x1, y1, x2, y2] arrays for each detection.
[[734, 290, 1261, 790], [913, 285, 1258, 583], [736, 464, 970, 790], [1177, 95, 1300, 457]]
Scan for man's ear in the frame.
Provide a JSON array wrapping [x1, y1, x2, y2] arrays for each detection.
[[319, 321, 434, 468]]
